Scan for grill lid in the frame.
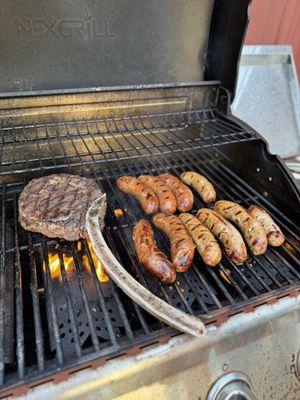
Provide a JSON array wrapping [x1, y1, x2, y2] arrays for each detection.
[[0, 0, 250, 99]]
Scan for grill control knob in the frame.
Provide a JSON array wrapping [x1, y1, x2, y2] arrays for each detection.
[[207, 372, 257, 400]]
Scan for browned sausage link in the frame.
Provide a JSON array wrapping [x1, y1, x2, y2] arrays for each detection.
[[248, 205, 285, 247], [214, 201, 268, 256], [180, 172, 216, 203], [179, 213, 222, 267], [153, 213, 195, 272], [132, 220, 176, 283], [159, 173, 194, 212], [197, 208, 248, 265], [138, 175, 177, 215], [116, 176, 159, 215]]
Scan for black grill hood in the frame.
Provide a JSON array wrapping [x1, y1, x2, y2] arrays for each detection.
[[0, 0, 250, 99]]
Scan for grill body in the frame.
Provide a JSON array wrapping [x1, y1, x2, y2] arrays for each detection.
[[0, 85, 299, 398]]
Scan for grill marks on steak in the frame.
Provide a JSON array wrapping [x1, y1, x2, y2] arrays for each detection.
[[18, 174, 106, 241]]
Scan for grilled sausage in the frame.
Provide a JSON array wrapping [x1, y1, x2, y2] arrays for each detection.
[[248, 205, 285, 247], [159, 173, 194, 212], [197, 208, 248, 265], [153, 213, 195, 272], [179, 213, 222, 267], [138, 175, 177, 215], [214, 201, 268, 256], [116, 176, 159, 215], [180, 171, 216, 203], [133, 220, 176, 283]]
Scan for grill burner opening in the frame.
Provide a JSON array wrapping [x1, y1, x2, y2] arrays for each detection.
[[0, 110, 299, 397]]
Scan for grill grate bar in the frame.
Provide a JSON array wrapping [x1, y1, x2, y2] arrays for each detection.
[[43, 124, 57, 170], [221, 258, 260, 296], [93, 231, 135, 342], [70, 243, 101, 351], [0, 185, 6, 385], [28, 233, 45, 371], [57, 249, 82, 358], [82, 239, 119, 345], [13, 194, 25, 379], [41, 239, 64, 365], [33, 124, 47, 172], [205, 268, 235, 304]]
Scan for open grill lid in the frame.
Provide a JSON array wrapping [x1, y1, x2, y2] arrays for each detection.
[[0, 0, 250, 101]]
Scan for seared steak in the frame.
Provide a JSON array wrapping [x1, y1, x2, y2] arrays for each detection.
[[18, 174, 106, 241]]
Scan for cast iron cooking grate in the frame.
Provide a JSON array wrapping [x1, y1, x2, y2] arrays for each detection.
[[0, 114, 299, 397]]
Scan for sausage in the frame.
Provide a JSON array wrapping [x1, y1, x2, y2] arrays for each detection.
[[180, 171, 216, 203], [196, 208, 248, 265], [248, 205, 285, 247], [179, 213, 222, 267], [138, 175, 177, 215], [214, 200, 268, 256], [116, 176, 159, 215], [153, 213, 195, 272], [132, 220, 176, 283], [159, 173, 194, 212]]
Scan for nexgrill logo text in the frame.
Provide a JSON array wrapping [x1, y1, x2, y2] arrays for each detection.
[[14, 17, 115, 39]]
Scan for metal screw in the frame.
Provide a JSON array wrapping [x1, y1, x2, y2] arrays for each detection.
[[263, 191, 268, 197], [222, 363, 228, 371], [290, 365, 295, 374], [269, 177, 272, 181], [256, 167, 260, 172]]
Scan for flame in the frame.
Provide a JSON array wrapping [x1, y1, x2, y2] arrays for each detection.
[[46, 253, 75, 279], [45, 239, 109, 283], [86, 239, 109, 282], [283, 241, 296, 255], [219, 268, 232, 285], [114, 208, 124, 217], [47, 253, 60, 278]]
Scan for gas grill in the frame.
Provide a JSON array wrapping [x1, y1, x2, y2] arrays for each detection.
[[0, 0, 300, 399]]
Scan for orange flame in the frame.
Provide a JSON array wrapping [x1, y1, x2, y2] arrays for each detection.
[[219, 268, 232, 285], [114, 208, 124, 217], [86, 239, 109, 282], [45, 239, 109, 283], [46, 253, 75, 279]]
